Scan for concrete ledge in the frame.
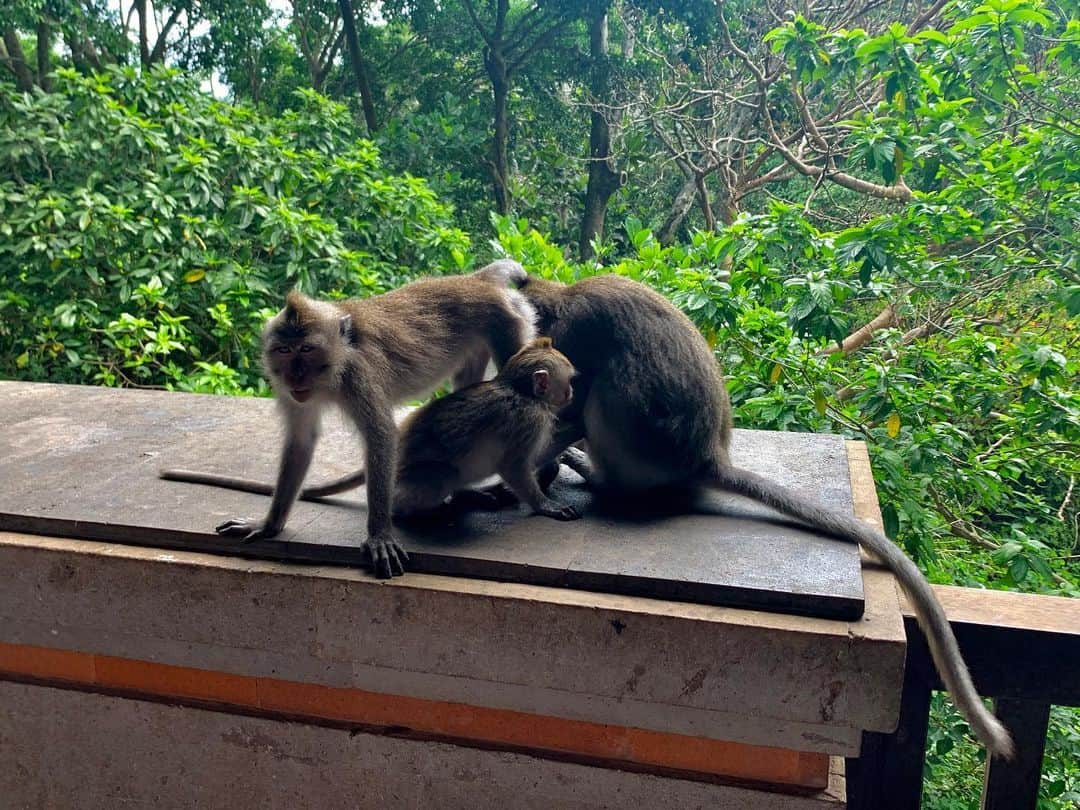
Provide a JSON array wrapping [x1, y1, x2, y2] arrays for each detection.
[[0, 442, 904, 777], [0, 680, 847, 809]]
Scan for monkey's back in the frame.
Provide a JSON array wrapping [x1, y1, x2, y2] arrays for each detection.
[[398, 381, 554, 480], [340, 275, 533, 402], [531, 274, 732, 488]]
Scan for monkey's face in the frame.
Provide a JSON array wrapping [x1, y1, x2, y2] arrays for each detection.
[[264, 335, 337, 403], [534, 354, 576, 409], [263, 322, 345, 404], [262, 293, 351, 404]]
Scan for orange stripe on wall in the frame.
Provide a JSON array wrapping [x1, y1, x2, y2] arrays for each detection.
[[0, 639, 828, 789]]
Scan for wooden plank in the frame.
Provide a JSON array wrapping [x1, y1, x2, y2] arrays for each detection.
[[980, 699, 1051, 810], [900, 588, 1080, 705], [2, 681, 850, 809], [0, 381, 865, 619]]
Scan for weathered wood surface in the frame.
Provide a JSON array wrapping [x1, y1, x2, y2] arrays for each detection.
[[899, 587, 1080, 704], [0, 381, 864, 618]]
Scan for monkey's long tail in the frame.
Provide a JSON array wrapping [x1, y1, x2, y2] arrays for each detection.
[[706, 463, 1015, 760], [159, 469, 367, 500]]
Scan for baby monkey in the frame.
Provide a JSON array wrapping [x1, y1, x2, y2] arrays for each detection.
[[165, 337, 579, 525], [393, 336, 579, 521]]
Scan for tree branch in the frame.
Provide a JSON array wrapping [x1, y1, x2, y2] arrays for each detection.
[[148, 4, 185, 63], [819, 302, 898, 356]]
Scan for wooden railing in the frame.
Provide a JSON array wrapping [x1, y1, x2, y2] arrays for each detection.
[[847, 585, 1080, 809]]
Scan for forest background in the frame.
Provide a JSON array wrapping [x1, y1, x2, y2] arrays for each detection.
[[0, 1, 1077, 805]]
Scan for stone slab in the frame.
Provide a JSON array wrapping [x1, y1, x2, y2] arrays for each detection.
[[0, 680, 847, 808], [0, 381, 863, 619]]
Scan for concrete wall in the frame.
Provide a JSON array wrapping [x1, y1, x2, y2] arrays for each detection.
[[0, 680, 846, 810]]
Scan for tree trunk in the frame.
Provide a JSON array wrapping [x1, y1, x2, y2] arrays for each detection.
[[1, 29, 35, 91], [135, 0, 150, 66], [336, 0, 379, 134], [485, 47, 512, 216], [657, 173, 697, 245], [578, 5, 623, 260], [35, 20, 51, 91]]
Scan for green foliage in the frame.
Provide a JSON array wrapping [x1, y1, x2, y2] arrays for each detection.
[[1, 0, 1078, 805], [0, 66, 469, 392], [924, 698, 1080, 810]]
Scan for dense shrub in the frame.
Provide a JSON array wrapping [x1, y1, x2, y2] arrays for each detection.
[[0, 66, 469, 393]]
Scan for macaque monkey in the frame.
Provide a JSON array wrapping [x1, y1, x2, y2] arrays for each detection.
[[164, 262, 536, 579], [384, 336, 579, 521], [167, 338, 580, 522], [506, 272, 1014, 758]]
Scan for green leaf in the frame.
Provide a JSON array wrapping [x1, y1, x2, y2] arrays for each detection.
[[1008, 556, 1029, 583]]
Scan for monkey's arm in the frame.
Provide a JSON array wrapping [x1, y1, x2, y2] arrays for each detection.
[[353, 400, 410, 578], [216, 411, 318, 542], [498, 455, 580, 521]]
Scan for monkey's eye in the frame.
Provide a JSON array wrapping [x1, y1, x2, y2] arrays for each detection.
[[274, 346, 292, 354], [299, 345, 314, 353]]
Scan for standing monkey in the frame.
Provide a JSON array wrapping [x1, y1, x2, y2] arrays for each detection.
[[510, 272, 1014, 758], [177, 262, 536, 578]]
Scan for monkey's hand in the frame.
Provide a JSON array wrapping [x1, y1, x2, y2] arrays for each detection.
[[365, 534, 410, 579], [535, 501, 581, 521], [215, 518, 281, 544]]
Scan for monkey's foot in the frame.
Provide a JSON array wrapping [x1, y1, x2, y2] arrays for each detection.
[[535, 501, 581, 521], [215, 518, 280, 544], [365, 535, 409, 579]]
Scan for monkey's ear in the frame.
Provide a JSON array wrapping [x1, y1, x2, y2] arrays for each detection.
[[338, 313, 353, 338], [284, 290, 305, 322], [532, 369, 550, 398]]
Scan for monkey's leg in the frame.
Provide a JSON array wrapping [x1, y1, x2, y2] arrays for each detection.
[[558, 446, 597, 485], [481, 418, 585, 506], [497, 458, 580, 521], [392, 463, 459, 519], [485, 309, 532, 367], [452, 351, 491, 390], [216, 411, 318, 542]]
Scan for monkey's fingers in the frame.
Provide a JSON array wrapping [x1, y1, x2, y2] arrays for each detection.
[[536, 503, 581, 521], [367, 538, 409, 579], [216, 518, 257, 537], [215, 518, 277, 544], [554, 505, 581, 521], [478, 482, 520, 508]]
